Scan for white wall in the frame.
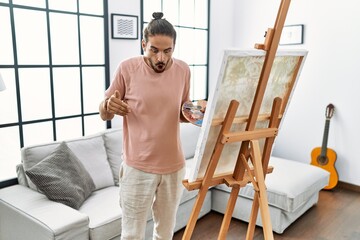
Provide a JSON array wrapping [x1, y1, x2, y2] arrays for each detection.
[[233, 0, 360, 186], [208, 0, 236, 91]]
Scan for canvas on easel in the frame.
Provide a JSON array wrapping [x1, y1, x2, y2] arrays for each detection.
[[188, 49, 308, 182]]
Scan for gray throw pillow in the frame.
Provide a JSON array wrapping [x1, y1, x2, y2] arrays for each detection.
[[25, 142, 95, 209]]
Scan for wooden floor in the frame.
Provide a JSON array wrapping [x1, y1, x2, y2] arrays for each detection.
[[173, 187, 360, 240]]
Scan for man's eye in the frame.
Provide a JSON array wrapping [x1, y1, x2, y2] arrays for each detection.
[[151, 49, 158, 53]]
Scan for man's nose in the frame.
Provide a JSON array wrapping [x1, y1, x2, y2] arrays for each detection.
[[157, 52, 165, 61]]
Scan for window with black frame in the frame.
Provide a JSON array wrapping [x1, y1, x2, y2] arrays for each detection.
[[141, 0, 209, 101], [0, 0, 109, 185]]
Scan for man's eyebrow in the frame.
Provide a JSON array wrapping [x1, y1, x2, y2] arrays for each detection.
[[150, 46, 172, 51]]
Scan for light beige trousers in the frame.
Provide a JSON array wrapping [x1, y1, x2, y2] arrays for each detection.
[[119, 162, 185, 240]]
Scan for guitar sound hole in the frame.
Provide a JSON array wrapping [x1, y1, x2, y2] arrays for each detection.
[[317, 156, 329, 166]]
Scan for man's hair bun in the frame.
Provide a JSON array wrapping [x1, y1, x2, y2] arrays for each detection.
[[143, 12, 176, 44], [152, 12, 163, 20]]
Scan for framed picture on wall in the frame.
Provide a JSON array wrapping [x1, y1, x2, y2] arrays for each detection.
[[111, 14, 138, 39], [279, 24, 304, 45]]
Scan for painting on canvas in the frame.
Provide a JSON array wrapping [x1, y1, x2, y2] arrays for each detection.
[[187, 49, 308, 182]]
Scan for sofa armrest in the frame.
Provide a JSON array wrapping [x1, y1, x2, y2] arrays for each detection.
[[0, 185, 89, 240]]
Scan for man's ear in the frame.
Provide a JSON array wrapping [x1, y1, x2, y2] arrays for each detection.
[[141, 40, 146, 51]]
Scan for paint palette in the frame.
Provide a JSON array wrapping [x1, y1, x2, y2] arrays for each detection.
[[182, 100, 207, 127]]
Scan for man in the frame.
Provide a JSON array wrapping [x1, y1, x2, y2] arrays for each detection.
[[99, 12, 190, 240]]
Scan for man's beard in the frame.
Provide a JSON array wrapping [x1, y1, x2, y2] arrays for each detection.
[[149, 59, 167, 73]]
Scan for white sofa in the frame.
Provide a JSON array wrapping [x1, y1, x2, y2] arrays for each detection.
[[0, 124, 211, 240], [0, 123, 329, 239]]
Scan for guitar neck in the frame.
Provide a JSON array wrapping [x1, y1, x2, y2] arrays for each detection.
[[320, 118, 331, 157]]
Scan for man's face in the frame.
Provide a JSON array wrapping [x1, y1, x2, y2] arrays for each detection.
[[142, 35, 174, 73]]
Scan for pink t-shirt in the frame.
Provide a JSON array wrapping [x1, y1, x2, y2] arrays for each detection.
[[105, 56, 190, 174]]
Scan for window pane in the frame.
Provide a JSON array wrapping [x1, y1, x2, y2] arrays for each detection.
[[80, 16, 104, 64], [195, 0, 208, 28], [14, 9, 49, 65], [48, 0, 77, 12], [190, 66, 207, 100], [194, 30, 208, 64], [82, 67, 105, 113], [56, 117, 82, 141], [53, 67, 81, 117], [0, 0, 9, 3], [19, 68, 52, 121], [0, 7, 14, 65], [84, 114, 106, 136], [177, 27, 195, 64], [143, 0, 161, 22], [79, 0, 103, 15], [12, 0, 45, 8], [50, 13, 79, 65], [163, 0, 179, 26], [23, 122, 53, 146], [0, 69, 18, 124], [177, 28, 207, 65], [179, 0, 195, 27], [0, 126, 21, 181]]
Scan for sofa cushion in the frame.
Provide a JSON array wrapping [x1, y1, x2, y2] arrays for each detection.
[[103, 129, 123, 185], [22, 133, 115, 191], [25, 142, 96, 209], [79, 186, 122, 240], [180, 123, 201, 159], [214, 156, 330, 212]]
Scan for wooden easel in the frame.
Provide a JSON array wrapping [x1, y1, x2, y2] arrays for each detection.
[[181, 0, 292, 239]]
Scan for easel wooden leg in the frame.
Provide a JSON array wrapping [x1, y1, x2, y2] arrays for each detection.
[[218, 152, 248, 239], [182, 186, 209, 239], [246, 195, 260, 240], [218, 186, 240, 239], [247, 98, 281, 239], [250, 140, 274, 239]]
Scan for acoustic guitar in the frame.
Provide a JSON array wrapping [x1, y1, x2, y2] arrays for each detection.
[[311, 104, 338, 190]]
